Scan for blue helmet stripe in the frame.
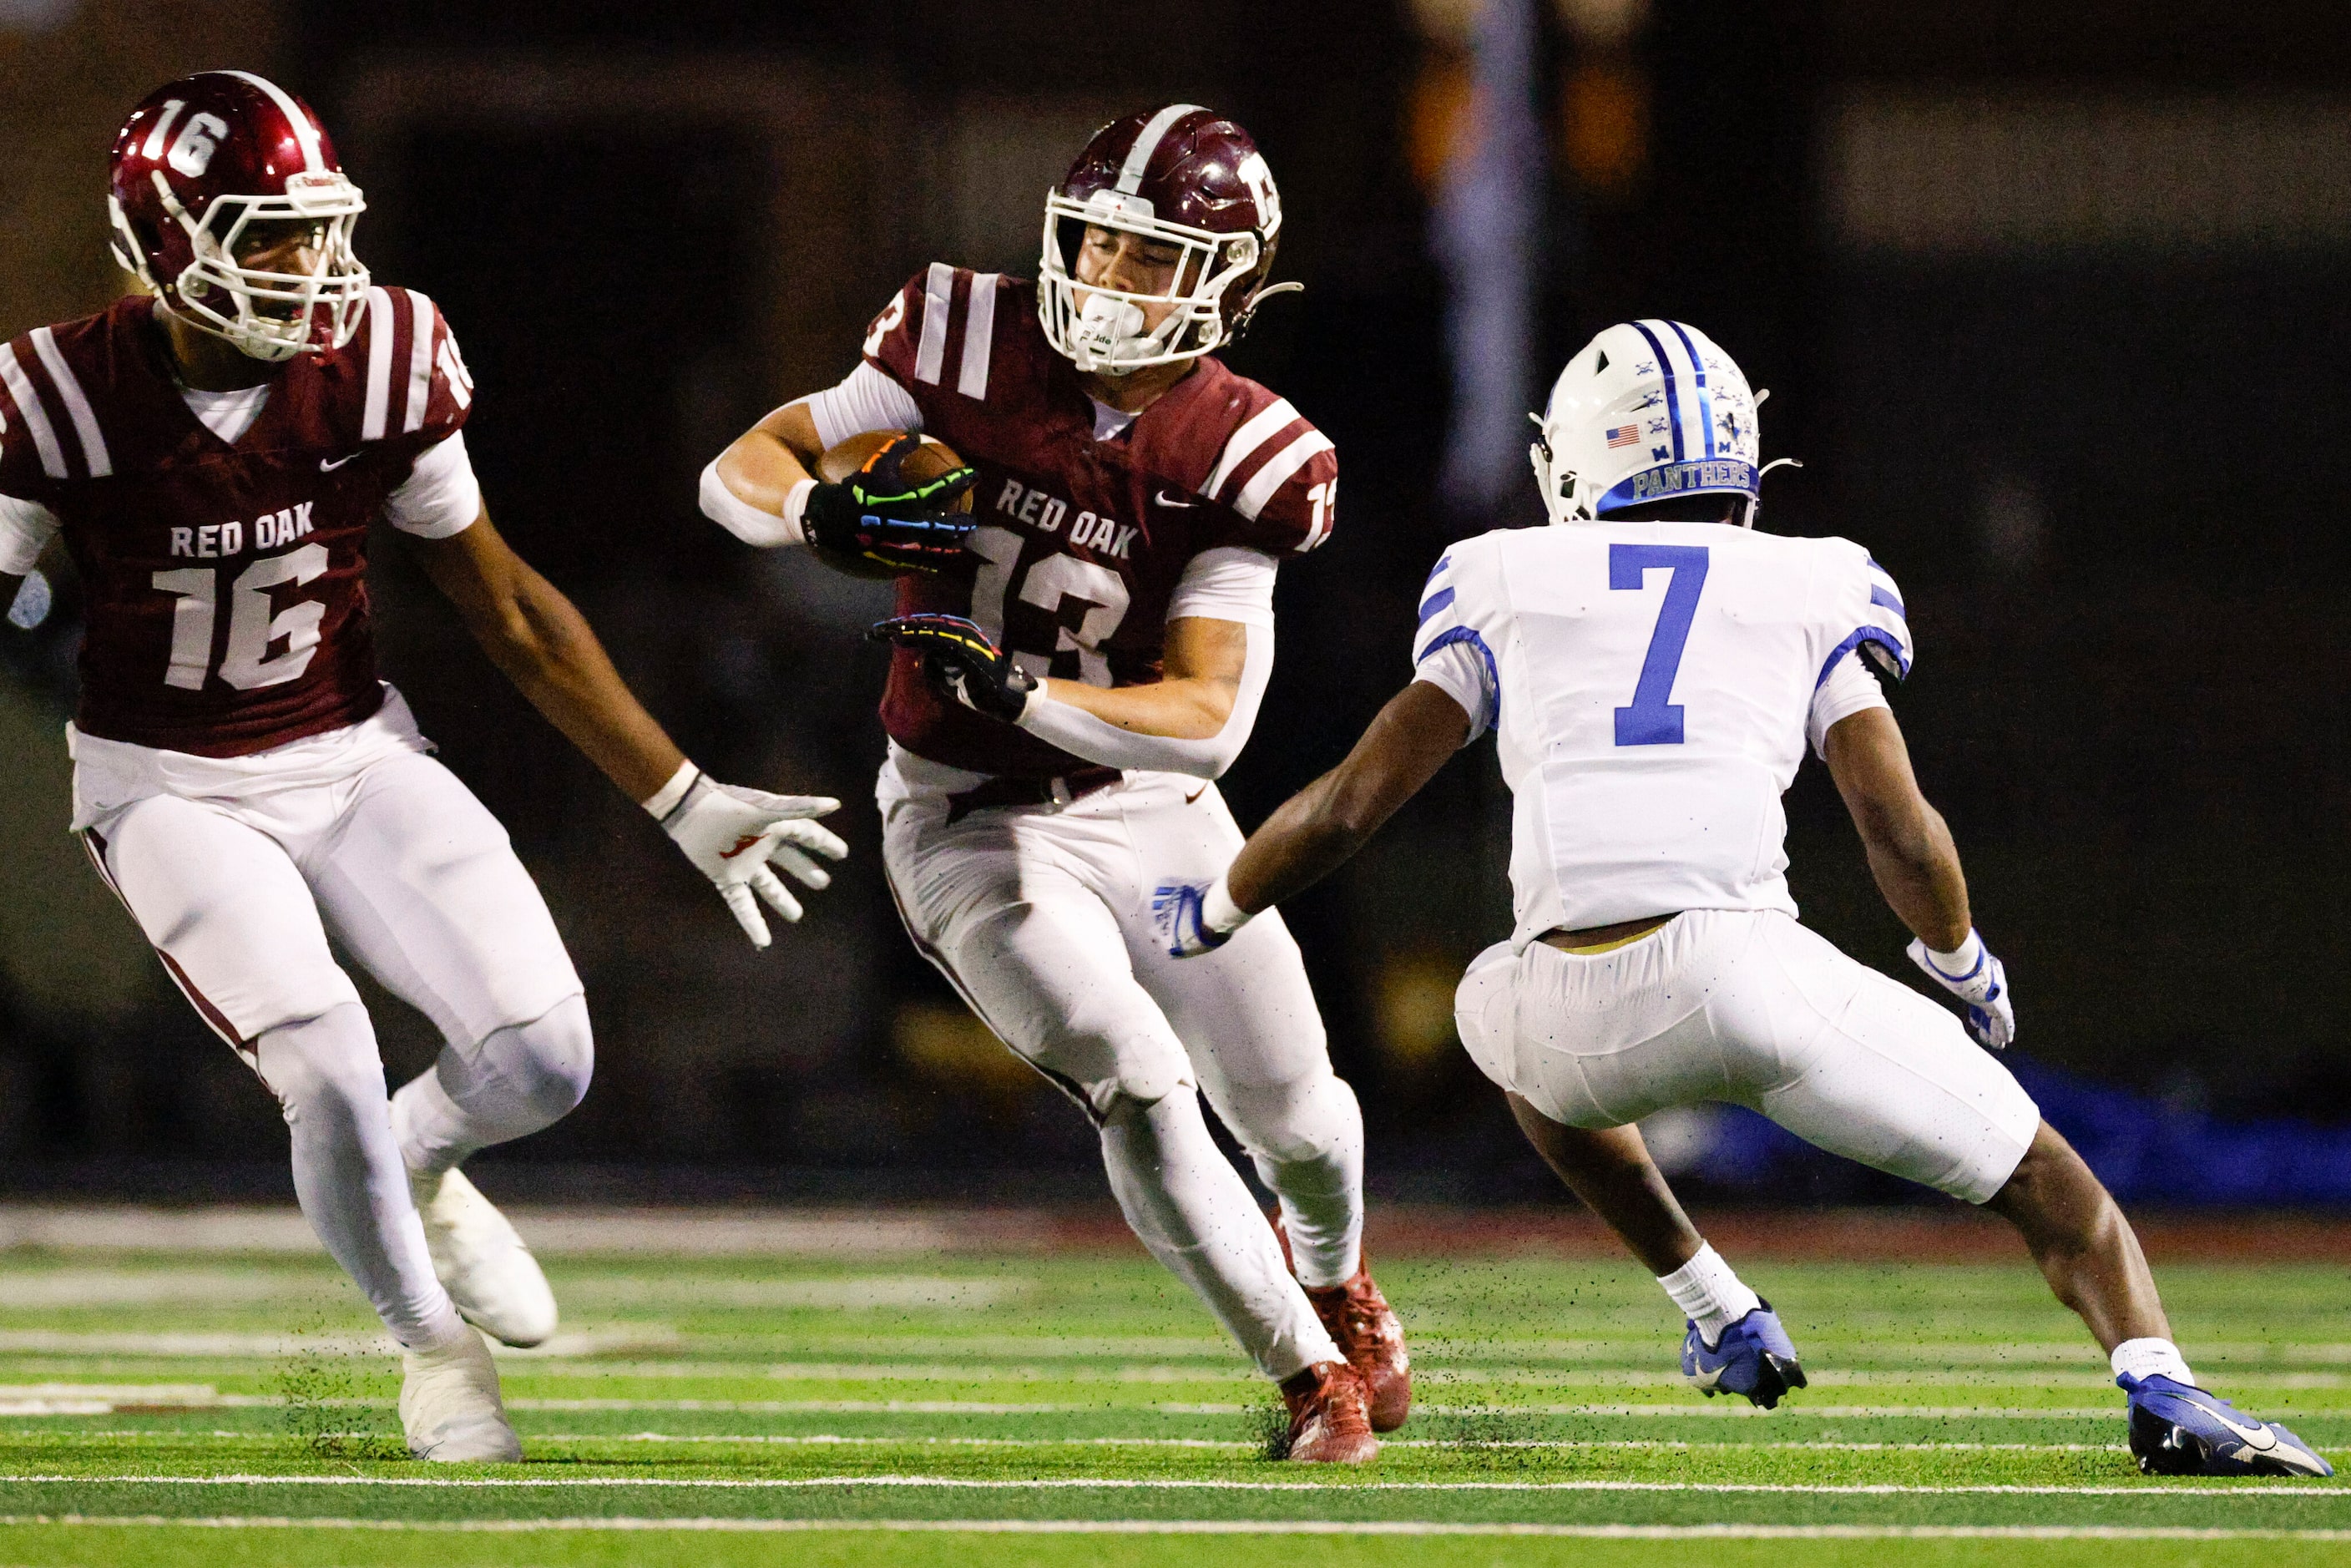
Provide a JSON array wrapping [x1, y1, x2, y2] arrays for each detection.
[[1664, 321, 1716, 459], [1628, 321, 1686, 463]]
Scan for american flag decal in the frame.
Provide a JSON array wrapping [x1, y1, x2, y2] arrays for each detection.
[[1605, 424, 1640, 448]]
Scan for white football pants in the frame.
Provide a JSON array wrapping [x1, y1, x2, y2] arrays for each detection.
[[881, 749, 1362, 1381], [76, 697, 588, 1347], [1454, 909, 2040, 1204]]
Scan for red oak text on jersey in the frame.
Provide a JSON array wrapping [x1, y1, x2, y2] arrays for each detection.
[[0, 288, 471, 756], [866, 264, 1337, 778]]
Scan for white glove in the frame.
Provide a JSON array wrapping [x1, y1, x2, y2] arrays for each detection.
[[648, 765, 847, 948], [1151, 874, 1251, 959], [1906, 928, 2015, 1050]]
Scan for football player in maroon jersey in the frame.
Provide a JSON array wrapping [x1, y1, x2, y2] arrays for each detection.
[[0, 72, 847, 1461], [702, 106, 1403, 1462]]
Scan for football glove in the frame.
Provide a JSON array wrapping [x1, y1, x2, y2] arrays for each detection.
[[657, 771, 848, 948], [1153, 877, 1251, 959], [801, 433, 978, 577], [1906, 928, 2015, 1050], [867, 613, 1037, 723]]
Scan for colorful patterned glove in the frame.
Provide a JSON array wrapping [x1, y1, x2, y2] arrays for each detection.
[[867, 613, 1037, 723]]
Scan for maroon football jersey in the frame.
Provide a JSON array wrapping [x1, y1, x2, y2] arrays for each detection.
[[866, 265, 1338, 778], [0, 288, 471, 756]]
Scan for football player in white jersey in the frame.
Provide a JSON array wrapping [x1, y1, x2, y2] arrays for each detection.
[[1155, 321, 2332, 1479]]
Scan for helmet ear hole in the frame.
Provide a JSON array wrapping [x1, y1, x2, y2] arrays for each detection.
[[1594, 350, 1608, 373]]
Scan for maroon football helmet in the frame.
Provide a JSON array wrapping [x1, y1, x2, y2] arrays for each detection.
[[107, 71, 369, 363], [1039, 104, 1297, 374]]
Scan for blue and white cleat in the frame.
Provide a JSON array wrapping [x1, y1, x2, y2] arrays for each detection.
[[2121, 1373, 2333, 1478], [1681, 1302, 1807, 1409]]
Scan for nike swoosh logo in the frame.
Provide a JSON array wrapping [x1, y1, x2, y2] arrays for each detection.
[[1184, 786, 1207, 805], [2203, 1406, 2281, 1450], [717, 834, 764, 861], [319, 453, 362, 472], [1155, 489, 1199, 508]]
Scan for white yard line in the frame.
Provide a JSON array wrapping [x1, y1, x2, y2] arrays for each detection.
[[0, 1205, 982, 1257], [0, 1328, 671, 1360], [0, 1515, 2345, 1540], [0, 1474, 2338, 1497], [0, 1393, 2286, 1421], [0, 1428, 2164, 1454], [516, 1434, 2137, 1454]]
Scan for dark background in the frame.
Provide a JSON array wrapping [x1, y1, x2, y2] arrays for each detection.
[[1, 0, 2345, 1201]]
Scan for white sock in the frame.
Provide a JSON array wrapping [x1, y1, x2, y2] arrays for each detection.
[[255, 1005, 469, 1351], [2111, 1337, 2196, 1388], [1233, 1075, 1366, 1290], [1657, 1242, 1762, 1348], [1099, 1088, 1342, 1382], [392, 996, 594, 1180]]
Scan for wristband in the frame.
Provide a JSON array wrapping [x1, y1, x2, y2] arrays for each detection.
[[641, 760, 700, 820], [1920, 928, 1985, 982], [1202, 874, 1249, 935]]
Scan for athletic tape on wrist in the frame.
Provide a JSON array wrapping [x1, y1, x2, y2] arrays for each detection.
[[1203, 874, 1249, 935], [643, 761, 700, 821], [1924, 928, 1986, 982]]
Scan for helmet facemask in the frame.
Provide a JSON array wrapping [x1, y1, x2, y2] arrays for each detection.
[[114, 167, 370, 363], [1039, 191, 1270, 375]]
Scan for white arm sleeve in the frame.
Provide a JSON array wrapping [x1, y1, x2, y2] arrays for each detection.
[[801, 361, 924, 449], [1413, 639, 1495, 743], [700, 362, 929, 550], [1014, 620, 1274, 780], [383, 432, 483, 539], [699, 458, 803, 549], [0, 493, 61, 576], [1807, 653, 1888, 758], [1165, 546, 1276, 628]]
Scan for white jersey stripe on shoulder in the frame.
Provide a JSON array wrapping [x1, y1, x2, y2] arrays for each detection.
[[221, 71, 326, 175], [1233, 429, 1332, 522], [1117, 104, 1206, 195], [28, 328, 110, 479], [1205, 397, 1300, 499], [914, 262, 954, 386], [402, 290, 435, 435], [360, 287, 393, 441], [0, 346, 68, 480], [957, 273, 999, 400]]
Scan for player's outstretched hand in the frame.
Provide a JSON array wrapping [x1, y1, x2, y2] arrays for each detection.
[[1906, 928, 2014, 1050], [658, 772, 849, 948], [803, 434, 978, 576], [1152, 878, 1250, 959], [868, 613, 1037, 723]]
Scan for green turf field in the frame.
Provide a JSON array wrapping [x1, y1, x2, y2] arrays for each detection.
[[0, 1239, 2343, 1565]]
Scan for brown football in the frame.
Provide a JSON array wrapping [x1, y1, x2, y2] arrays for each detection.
[[816, 431, 974, 513]]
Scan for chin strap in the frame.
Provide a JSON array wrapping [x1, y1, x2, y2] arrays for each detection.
[[1230, 278, 1303, 342]]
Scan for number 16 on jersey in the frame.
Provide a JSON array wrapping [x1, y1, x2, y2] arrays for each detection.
[[1610, 543, 1709, 747]]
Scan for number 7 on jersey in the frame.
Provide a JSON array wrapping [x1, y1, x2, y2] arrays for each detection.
[[1610, 544, 1710, 746]]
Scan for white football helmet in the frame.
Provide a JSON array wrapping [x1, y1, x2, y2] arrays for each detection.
[[1529, 321, 1767, 526]]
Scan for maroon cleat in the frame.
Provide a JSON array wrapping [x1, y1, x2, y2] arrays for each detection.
[[1277, 1220, 1413, 1432], [1279, 1359, 1378, 1464]]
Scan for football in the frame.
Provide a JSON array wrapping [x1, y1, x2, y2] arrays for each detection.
[[816, 430, 975, 511]]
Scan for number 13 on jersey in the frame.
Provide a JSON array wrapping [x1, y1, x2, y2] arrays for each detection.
[[1610, 543, 1709, 747]]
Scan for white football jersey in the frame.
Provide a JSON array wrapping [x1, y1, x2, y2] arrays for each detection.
[[1412, 522, 1910, 948]]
